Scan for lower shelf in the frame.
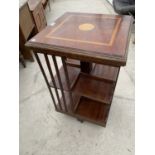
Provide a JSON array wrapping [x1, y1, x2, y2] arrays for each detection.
[[56, 92, 111, 127], [75, 97, 111, 126]]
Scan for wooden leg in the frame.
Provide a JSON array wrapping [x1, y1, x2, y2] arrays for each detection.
[[19, 51, 26, 68]]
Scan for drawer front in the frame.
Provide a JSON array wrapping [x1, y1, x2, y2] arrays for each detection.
[[32, 3, 47, 32], [40, 7, 47, 26], [19, 3, 34, 40]]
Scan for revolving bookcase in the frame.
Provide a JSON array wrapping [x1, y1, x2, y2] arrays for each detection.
[[26, 12, 133, 127]]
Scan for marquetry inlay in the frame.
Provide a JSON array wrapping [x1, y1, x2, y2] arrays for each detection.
[[46, 14, 122, 46], [79, 23, 95, 31]]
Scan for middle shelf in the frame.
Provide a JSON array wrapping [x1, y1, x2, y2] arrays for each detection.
[[72, 73, 115, 104], [49, 63, 119, 93]]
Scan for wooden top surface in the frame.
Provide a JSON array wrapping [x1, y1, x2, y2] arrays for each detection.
[[26, 12, 133, 66]]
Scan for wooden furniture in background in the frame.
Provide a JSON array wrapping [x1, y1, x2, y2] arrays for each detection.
[[42, 0, 51, 10], [19, 2, 35, 61], [26, 12, 133, 127], [28, 0, 47, 32], [19, 50, 26, 67]]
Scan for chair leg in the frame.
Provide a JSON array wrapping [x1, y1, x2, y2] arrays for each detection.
[[19, 51, 26, 68], [48, 0, 51, 11], [133, 36, 135, 44]]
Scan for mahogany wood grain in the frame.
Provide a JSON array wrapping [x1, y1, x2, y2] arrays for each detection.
[[75, 97, 110, 125], [72, 73, 115, 104], [26, 12, 132, 127], [26, 12, 133, 66], [50, 63, 119, 88], [90, 64, 119, 82], [57, 92, 111, 127], [57, 93, 110, 127]]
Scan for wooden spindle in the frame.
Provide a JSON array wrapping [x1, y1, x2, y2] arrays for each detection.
[[52, 56, 68, 112], [61, 57, 74, 111], [44, 54, 62, 111], [34, 52, 57, 110]]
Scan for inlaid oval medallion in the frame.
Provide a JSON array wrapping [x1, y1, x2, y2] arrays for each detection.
[[79, 23, 95, 31]]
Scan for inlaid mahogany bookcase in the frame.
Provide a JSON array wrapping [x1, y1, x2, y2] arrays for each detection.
[[26, 12, 133, 127]]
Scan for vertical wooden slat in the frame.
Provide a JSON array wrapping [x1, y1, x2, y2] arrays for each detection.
[[61, 57, 74, 111], [52, 56, 68, 112], [34, 52, 57, 110], [114, 67, 120, 88], [110, 67, 120, 104], [44, 54, 62, 110]]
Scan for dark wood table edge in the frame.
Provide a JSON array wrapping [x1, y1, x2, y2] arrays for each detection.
[[25, 13, 134, 66], [25, 42, 128, 66]]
